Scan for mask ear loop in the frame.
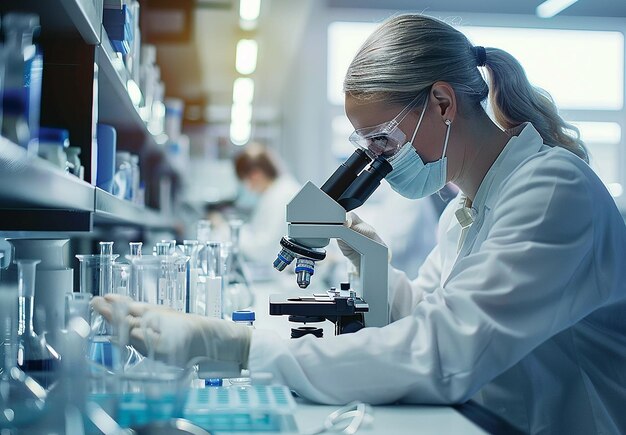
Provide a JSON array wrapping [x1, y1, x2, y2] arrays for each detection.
[[441, 119, 452, 159], [409, 99, 429, 146]]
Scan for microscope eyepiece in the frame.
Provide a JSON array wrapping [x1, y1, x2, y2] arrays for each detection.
[[337, 156, 393, 212], [321, 149, 372, 201]]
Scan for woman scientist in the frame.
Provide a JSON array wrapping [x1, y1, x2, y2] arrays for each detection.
[[94, 14, 626, 434]]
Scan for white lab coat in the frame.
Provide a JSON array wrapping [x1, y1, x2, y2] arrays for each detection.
[[249, 124, 626, 434], [240, 175, 301, 265]]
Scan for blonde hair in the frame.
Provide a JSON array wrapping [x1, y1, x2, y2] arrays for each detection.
[[344, 14, 588, 162]]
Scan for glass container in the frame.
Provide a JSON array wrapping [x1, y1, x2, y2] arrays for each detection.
[[16, 259, 60, 388], [223, 219, 253, 315], [0, 283, 47, 429]]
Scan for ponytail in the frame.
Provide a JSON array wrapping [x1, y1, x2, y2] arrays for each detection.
[[483, 47, 588, 162]]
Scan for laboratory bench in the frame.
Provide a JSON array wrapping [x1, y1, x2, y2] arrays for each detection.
[[249, 277, 519, 435]]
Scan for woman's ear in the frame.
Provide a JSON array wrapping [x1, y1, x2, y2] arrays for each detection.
[[430, 82, 457, 123]]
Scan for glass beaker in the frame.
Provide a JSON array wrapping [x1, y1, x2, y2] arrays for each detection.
[[75, 254, 120, 297], [0, 283, 47, 429], [130, 256, 161, 304], [16, 259, 60, 389], [224, 219, 253, 315]]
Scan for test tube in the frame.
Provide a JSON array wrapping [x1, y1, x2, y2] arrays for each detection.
[[99, 242, 114, 297], [205, 242, 223, 319], [129, 242, 142, 257], [156, 242, 171, 307]]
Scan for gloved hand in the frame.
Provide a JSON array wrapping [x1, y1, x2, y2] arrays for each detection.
[[337, 212, 388, 274], [91, 294, 252, 369]]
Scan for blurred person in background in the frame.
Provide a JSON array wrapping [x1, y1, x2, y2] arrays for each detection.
[[233, 143, 301, 265]]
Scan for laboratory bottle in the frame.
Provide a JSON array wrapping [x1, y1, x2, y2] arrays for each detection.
[[16, 259, 60, 389], [2, 89, 30, 148], [204, 242, 223, 319], [224, 219, 253, 315], [130, 154, 140, 203], [112, 151, 132, 199], [2, 13, 42, 155], [0, 283, 47, 429], [227, 310, 255, 386], [66, 146, 83, 179], [38, 127, 69, 171]]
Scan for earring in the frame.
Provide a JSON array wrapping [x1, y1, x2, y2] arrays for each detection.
[[444, 119, 452, 126]]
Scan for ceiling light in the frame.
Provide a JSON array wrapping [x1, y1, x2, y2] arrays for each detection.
[[231, 103, 252, 124], [239, 0, 261, 27], [236, 39, 258, 75], [230, 121, 252, 146], [233, 78, 255, 104], [536, 0, 579, 18]]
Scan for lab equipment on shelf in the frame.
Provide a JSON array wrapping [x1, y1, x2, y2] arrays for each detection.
[[66, 146, 84, 179], [38, 127, 69, 171], [96, 123, 117, 192], [2, 12, 42, 156], [112, 151, 133, 199]]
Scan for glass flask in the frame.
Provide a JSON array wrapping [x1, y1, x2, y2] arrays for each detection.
[[16, 259, 60, 388], [0, 283, 47, 429], [223, 219, 253, 315]]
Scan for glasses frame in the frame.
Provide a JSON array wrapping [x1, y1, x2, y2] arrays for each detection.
[[348, 93, 425, 159]]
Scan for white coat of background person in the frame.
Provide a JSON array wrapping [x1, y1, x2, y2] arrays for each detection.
[[92, 14, 626, 435], [233, 143, 301, 265]]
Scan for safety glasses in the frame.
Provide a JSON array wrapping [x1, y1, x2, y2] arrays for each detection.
[[349, 94, 423, 159]]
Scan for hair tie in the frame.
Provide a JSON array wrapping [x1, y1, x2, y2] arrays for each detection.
[[474, 46, 487, 67]]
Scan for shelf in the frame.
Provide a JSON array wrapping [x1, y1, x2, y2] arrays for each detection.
[[94, 188, 178, 229], [0, 0, 102, 44], [0, 138, 178, 232], [0, 137, 94, 211], [97, 32, 158, 149]]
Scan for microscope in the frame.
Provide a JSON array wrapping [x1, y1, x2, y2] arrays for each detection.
[[270, 149, 392, 336]]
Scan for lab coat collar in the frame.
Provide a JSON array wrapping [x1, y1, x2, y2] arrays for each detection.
[[471, 123, 545, 213]]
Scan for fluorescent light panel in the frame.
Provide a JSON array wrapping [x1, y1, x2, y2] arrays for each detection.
[[239, 0, 261, 22], [236, 39, 258, 75], [233, 78, 255, 104], [536, 0, 579, 18]]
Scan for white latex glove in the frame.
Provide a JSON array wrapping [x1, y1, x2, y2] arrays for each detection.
[[337, 212, 388, 274], [92, 294, 252, 369]]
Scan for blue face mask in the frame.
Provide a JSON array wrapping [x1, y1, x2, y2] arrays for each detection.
[[385, 100, 451, 199]]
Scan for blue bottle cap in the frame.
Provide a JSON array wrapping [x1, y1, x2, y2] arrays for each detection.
[[232, 310, 255, 322], [205, 378, 223, 387], [39, 127, 70, 147]]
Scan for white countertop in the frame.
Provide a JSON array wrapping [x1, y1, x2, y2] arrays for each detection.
[[246, 274, 487, 434]]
